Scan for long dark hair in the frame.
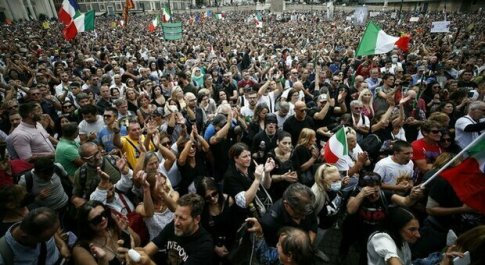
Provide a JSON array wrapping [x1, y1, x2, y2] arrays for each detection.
[[377, 207, 415, 248], [76, 200, 121, 242], [196, 177, 224, 209]]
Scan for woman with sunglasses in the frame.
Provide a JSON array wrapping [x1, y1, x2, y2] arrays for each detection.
[[196, 177, 237, 264], [340, 173, 423, 265], [367, 207, 420, 265], [72, 200, 139, 265]]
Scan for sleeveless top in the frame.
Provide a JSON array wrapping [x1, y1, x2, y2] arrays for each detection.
[[144, 207, 175, 240]]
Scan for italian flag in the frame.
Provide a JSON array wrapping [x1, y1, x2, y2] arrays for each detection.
[[148, 15, 159, 32], [162, 6, 171, 23], [324, 127, 348, 164], [63, 10, 95, 41], [355, 21, 410, 56], [441, 134, 485, 214], [215, 13, 223, 20], [254, 13, 263, 28]]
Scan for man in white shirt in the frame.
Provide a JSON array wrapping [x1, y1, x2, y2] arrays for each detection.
[[454, 101, 485, 149], [374, 140, 414, 193], [78, 105, 105, 144]]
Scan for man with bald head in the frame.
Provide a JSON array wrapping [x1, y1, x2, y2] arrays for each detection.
[[281, 81, 305, 102], [283, 101, 315, 145]]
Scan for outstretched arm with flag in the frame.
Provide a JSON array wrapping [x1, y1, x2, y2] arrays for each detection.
[[423, 133, 485, 214], [355, 21, 410, 56]]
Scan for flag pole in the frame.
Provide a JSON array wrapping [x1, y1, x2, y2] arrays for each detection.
[[421, 133, 485, 188]]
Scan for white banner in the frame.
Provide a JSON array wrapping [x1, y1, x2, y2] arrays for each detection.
[[431, 21, 451, 33], [410, 17, 420, 22], [369, 11, 380, 17]]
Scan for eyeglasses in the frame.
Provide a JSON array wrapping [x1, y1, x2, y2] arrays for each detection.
[[89, 210, 109, 225], [82, 150, 100, 161], [63, 105, 72, 108], [205, 191, 218, 201], [353, 107, 363, 110], [161, 141, 172, 147], [430, 130, 442, 134]]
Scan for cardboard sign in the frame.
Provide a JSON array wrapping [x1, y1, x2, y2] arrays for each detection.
[[410, 17, 420, 22], [431, 21, 450, 33]]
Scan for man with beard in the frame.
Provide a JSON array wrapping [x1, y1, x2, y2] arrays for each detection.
[[140, 193, 213, 265], [71, 142, 132, 207], [7, 102, 56, 162]]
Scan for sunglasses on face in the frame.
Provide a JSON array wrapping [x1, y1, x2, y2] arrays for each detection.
[[360, 175, 381, 186], [205, 191, 218, 201], [430, 130, 442, 134], [90, 210, 109, 225]]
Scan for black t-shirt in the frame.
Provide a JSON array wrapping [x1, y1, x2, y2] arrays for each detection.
[[283, 116, 315, 146], [291, 145, 313, 184], [261, 199, 318, 247], [152, 222, 214, 265], [176, 152, 209, 196], [350, 188, 394, 241], [427, 176, 463, 229]]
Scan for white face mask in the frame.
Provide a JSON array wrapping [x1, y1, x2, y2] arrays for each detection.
[[330, 181, 342, 191], [392, 58, 398, 63]]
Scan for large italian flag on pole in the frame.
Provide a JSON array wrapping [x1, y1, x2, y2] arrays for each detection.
[[324, 127, 348, 164], [439, 133, 485, 214], [355, 21, 410, 56], [162, 6, 171, 23]]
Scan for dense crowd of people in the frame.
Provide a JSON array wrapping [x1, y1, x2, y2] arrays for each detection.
[[0, 7, 484, 265]]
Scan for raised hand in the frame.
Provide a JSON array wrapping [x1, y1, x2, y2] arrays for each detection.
[[253, 160, 265, 182], [97, 167, 110, 181], [264, 157, 275, 173], [116, 154, 129, 175]]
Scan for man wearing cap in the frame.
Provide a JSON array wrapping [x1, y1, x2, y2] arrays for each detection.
[[283, 101, 315, 146], [411, 65, 427, 86]]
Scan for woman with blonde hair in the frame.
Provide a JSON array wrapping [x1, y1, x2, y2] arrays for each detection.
[[358, 88, 375, 119], [135, 152, 179, 240], [170, 86, 186, 110], [311, 164, 350, 229], [291, 128, 320, 186]]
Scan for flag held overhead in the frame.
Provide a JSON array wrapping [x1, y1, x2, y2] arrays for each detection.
[[355, 21, 410, 56]]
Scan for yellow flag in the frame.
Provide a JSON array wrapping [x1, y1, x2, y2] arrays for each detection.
[[42, 21, 50, 29], [111, 21, 117, 28]]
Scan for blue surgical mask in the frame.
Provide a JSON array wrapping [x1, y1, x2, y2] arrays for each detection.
[[330, 181, 342, 191]]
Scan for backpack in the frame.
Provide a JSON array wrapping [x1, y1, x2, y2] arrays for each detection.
[[0, 236, 47, 265], [24, 163, 71, 196], [77, 155, 117, 198]]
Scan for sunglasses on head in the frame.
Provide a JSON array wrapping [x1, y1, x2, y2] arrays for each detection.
[[90, 210, 109, 225], [360, 174, 381, 187]]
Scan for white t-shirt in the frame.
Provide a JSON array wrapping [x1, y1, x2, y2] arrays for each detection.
[[336, 144, 364, 177], [78, 115, 105, 136], [367, 233, 412, 265], [455, 115, 483, 150], [373, 156, 414, 185]]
